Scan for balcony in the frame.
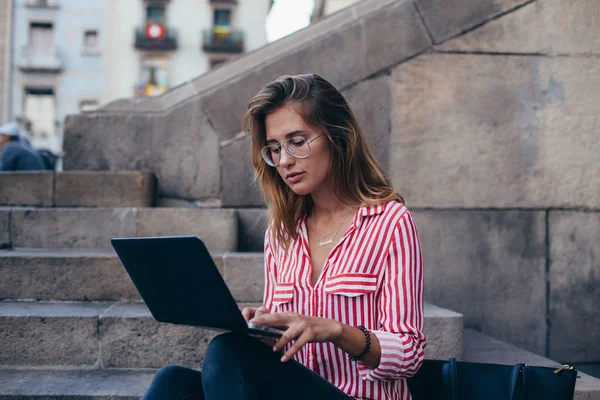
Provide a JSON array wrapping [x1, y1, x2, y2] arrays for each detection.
[[202, 29, 244, 54], [135, 27, 178, 51], [25, 0, 60, 8], [18, 46, 64, 73]]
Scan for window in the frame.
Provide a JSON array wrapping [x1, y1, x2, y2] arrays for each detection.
[[135, 58, 169, 97], [29, 22, 54, 54], [146, 6, 166, 25], [24, 88, 55, 138], [79, 100, 99, 112], [213, 9, 231, 27], [82, 30, 100, 56]]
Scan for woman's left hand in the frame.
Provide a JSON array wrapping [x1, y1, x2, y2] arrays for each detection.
[[249, 312, 343, 362]]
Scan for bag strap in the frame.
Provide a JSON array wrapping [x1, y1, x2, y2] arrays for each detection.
[[509, 363, 525, 400], [442, 357, 459, 400]]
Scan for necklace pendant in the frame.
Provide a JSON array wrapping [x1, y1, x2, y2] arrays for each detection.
[[318, 239, 333, 247]]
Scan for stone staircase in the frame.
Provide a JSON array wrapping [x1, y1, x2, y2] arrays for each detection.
[[0, 171, 469, 398]]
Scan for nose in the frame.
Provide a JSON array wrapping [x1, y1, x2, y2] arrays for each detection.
[[278, 148, 295, 167]]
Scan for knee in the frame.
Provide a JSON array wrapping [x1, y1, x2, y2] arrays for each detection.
[[153, 365, 200, 386], [205, 332, 251, 362]]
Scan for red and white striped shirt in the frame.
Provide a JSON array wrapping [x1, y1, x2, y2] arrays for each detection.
[[263, 201, 426, 400]]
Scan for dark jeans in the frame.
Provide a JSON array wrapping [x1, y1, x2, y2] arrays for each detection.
[[141, 332, 355, 400]]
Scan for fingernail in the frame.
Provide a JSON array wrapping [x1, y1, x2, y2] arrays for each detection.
[[249, 318, 256, 323], [281, 356, 287, 362], [273, 346, 277, 352]]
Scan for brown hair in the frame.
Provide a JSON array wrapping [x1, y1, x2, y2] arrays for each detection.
[[241, 74, 402, 250]]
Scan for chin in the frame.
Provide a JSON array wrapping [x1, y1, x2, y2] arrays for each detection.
[[287, 182, 313, 196]]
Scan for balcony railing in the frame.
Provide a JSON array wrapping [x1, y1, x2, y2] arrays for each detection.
[[134, 27, 178, 51], [202, 29, 244, 54], [25, 0, 60, 8], [18, 46, 64, 73]]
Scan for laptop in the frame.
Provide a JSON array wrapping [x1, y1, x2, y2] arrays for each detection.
[[111, 235, 284, 338]]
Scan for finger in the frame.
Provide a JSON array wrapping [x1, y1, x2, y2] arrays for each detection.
[[281, 332, 312, 362], [254, 307, 270, 318], [241, 307, 256, 322], [272, 326, 301, 353], [251, 311, 291, 325]]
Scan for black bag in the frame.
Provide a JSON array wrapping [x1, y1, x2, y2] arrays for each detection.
[[408, 358, 577, 400]]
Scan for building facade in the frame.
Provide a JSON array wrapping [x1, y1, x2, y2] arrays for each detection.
[[10, 0, 109, 154], [8, 0, 270, 159], [105, 0, 271, 101], [0, 0, 13, 124]]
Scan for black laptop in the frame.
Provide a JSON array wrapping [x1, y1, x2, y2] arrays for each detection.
[[111, 235, 284, 338]]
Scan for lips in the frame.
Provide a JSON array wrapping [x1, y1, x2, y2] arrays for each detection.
[[285, 172, 305, 183]]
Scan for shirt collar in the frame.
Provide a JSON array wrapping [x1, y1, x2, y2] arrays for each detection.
[[359, 203, 387, 217]]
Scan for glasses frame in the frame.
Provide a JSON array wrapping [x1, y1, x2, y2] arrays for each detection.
[[261, 133, 324, 167]]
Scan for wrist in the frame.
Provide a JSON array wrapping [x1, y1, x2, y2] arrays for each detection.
[[329, 319, 344, 341]]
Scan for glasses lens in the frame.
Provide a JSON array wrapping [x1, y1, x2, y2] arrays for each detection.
[[261, 145, 277, 167], [285, 137, 309, 158]]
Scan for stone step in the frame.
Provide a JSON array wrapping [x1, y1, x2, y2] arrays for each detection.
[[0, 207, 238, 252], [0, 171, 156, 207], [0, 301, 462, 369], [0, 250, 263, 302], [463, 329, 600, 400], [0, 368, 156, 400]]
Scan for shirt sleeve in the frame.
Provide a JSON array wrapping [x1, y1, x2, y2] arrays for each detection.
[[357, 210, 427, 381], [262, 228, 278, 312]]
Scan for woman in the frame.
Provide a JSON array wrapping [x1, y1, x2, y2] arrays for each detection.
[[141, 74, 426, 400]]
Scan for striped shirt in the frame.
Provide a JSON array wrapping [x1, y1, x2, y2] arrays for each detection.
[[263, 201, 426, 400]]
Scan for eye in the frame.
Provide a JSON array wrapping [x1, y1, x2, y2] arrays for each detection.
[[270, 145, 281, 154], [290, 137, 305, 147]]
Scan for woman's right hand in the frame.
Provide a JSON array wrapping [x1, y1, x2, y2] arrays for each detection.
[[241, 305, 270, 322]]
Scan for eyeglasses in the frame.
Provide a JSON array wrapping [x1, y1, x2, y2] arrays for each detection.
[[260, 133, 324, 167]]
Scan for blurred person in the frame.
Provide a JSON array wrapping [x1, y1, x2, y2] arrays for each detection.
[[141, 74, 426, 400], [0, 122, 45, 171]]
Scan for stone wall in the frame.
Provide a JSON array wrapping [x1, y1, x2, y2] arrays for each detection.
[[62, 0, 599, 362]]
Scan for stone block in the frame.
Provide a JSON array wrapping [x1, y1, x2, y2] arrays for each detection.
[[549, 211, 600, 362], [0, 208, 9, 248], [222, 253, 265, 303], [391, 54, 600, 209], [201, 0, 431, 142], [152, 98, 221, 200], [0, 302, 105, 366], [415, 0, 530, 43], [342, 74, 391, 171], [237, 208, 267, 252], [63, 113, 157, 171], [415, 209, 547, 355], [99, 304, 217, 369], [10, 208, 137, 250], [423, 303, 464, 360], [221, 136, 264, 207], [0, 251, 138, 301], [136, 208, 238, 252], [0, 369, 156, 400], [0, 251, 225, 302], [437, 0, 600, 55], [0, 172, 54, 206], [55, 171, 156, 207]]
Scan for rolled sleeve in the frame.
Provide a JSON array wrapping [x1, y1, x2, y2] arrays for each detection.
[[357, 211, 427, 381]]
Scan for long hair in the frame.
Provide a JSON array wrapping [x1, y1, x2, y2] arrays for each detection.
[[241, 74, 403, 250]]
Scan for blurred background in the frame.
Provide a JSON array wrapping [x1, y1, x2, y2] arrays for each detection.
[[0, 0, 358, 165]]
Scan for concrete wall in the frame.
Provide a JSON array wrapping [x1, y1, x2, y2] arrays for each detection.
[[62, 0, 599, 363]]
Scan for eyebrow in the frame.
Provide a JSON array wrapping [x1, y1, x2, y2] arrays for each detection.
[[266, 130, 307, 144]]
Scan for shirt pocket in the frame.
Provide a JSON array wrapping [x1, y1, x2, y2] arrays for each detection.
[[324, 272, 378, 297], [272, 281, 295, 306]]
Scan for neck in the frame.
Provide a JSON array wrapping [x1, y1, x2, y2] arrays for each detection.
[[309, 184, 355, 220]]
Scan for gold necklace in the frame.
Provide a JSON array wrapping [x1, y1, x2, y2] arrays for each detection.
[[311, 207, 354, 247]]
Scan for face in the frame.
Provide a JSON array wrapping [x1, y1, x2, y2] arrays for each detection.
[[0, 135, 10, 148], [264, 104, 331, 196]]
